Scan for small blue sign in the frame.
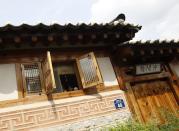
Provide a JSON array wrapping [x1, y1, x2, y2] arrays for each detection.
[[114, 99, 125, 109]]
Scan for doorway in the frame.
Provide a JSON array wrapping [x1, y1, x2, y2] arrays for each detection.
[[131, 79, 178, 123]]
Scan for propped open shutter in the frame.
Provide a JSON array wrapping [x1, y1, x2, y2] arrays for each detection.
[[169, 58, 179, 78], [42, 51, 56, 94], [76, 52, 103, 89]]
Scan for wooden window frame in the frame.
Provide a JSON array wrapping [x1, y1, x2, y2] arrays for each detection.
[[20, 62, 45, 97], [52, 60, 83, 93], [76, 52, 103, 89], [16, 53, 118, 97]]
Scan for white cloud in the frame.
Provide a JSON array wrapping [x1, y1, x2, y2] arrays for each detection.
[[0, 0, 93, 25], [90, 0, 179, 40]]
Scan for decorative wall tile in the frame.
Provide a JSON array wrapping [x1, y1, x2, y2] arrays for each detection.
[[0, 93, 128, 131]]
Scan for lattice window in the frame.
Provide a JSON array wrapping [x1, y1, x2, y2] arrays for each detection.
[[79, 57, 98, 84], [23, 64, 42, 94], [76, 52, 103, 88]]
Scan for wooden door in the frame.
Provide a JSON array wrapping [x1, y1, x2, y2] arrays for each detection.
[[132, 79, 179, 123]]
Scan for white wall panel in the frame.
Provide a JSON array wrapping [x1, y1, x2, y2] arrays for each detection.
[[97, 57, 118, 86], [0, 64, 18, 101]]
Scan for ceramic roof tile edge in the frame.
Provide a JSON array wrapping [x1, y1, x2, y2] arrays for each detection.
[[0, 14, 142, 33], [120, 39, 179, 47], [0, 23, 141, 32]]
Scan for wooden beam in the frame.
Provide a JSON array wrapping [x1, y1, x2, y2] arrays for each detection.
[[14, 37, 21, 43], [91, 34, 96, 39], [122, 58, 127, 62], [103, 34, 108, 39], [169, 48, 173, 53], [150, 50, 154, 55], [78, 34, 83, 40], [177, 48, 179, 53], [63, 34, 68, 41], [115, 33, 120, 38], [48, 35, 54, 42], [0, 84, 119, 108], [130, 51, 134, 56], [0, 38, 3, 43], [0, 38, 4, 48], [31, 36, 38, 42], [15, 64, 24, 98], [140, 50, 145, 55], [0, 44, 110, 51], [124, 72, 170, 83], [160, 49, 163, 54], [14, 37, 21, 48]]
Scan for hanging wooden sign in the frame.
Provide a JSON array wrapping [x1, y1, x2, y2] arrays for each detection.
[[136, 63, 161, 75]]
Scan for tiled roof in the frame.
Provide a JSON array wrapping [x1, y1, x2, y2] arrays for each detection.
[[120, 39, 179, 47], [0, 22, 141, 34], [0, 14, 143, 51]]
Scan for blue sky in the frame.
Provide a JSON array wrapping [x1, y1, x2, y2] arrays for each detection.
[[0, 0, 179, 40]]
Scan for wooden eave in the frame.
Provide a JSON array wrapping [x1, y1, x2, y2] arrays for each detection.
[[115, 40, 179, 65], [0, 22, 141, 51]]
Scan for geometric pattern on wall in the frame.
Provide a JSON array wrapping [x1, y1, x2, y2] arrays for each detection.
[[0, 93, 128, 131]]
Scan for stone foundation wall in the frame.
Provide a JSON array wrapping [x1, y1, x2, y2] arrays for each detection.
[[0, 90, 130, 131], [38, 110, 131, 131]]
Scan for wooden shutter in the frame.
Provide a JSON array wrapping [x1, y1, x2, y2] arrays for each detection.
[[42, 51, 56, 94], [169, 58, 179, 78], [76, 52, 103, 89]]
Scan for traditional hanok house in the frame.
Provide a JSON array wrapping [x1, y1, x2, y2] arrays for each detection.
[[116, 40, 179, 123], [0, 14, 141, 131]]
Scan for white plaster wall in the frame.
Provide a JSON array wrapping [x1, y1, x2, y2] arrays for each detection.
[[0, 64, 18, 101], [97, 57, 118, 86], [0, 90, 125, 113]]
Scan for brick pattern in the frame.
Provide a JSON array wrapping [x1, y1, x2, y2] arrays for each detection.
[[0, 94, 128, 131]]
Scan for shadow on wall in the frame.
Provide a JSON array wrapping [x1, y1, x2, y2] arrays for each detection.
[[45, 87, 103, 121], [47, 93, 58, 120], [83, 86, 103, 100]]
